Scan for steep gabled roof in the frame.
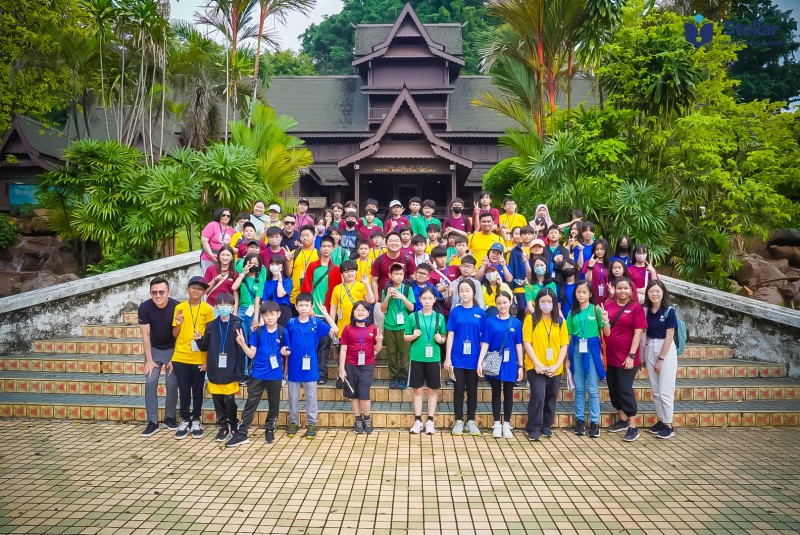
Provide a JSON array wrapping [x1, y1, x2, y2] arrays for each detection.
[[354, 24, 463, 57], [0, 115, 68, 170], [359, 88, 448, 150]]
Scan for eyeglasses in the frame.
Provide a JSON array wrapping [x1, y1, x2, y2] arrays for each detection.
[[150, 290, 167, 296], [221, 213, 231, 218], [284, 221, 296, 225]]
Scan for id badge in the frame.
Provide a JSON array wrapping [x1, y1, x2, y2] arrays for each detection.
[[358, 351, 366, 366], [218, 352, 227, 367], [396, 313, 405, 325], [425, 345, 434, 359], [579, 338, 588, 353], [245, 305, 254, 317], [463, 340, 472, 354], [190, 340, 200, 352], [269, 355, 279, 369], [337, 308, 343, 320], [598, 285, 605, 297], [503, 349, 510, 362], [302, 356, 311, 371], [546, 348, 554, 361]]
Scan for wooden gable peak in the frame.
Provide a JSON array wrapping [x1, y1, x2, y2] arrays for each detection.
[[359, 87, 449, 150]]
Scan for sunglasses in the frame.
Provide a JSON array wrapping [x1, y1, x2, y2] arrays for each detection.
[[284, 221, 296, 225], [221, 213, 231, 218], [150, 290, 167, 296]]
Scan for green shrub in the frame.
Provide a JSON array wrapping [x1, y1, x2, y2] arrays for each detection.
[[0, 217, 19, 251]]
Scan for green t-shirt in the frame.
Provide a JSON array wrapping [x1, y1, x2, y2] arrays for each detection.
[[234, 259, 267, 307], [309, 264, 331, 315], [410, 215, 442, 236], [405, 311, 447, 362], [566, 305, 604, 339], [524, 281, 558, 303], [381, 284, 415, 331], [331, 246, 348, 267]]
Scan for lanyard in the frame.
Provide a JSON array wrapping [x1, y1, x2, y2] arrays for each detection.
[[188, 304, 200, 331], [461, 305, 474, 341], [218, 318, 231, 351], [421, 312, 435, 344], [297, 319, 313, 356], [260, 327, 280, 356], [341, 283, 356, 305], [390, 284, 405, 316], [595, 265, 605, 286], [497, 317, 510, 350], [300, 249, 313, 272], [218, 223, 228, 243], [577, 305, 590, 338], [243, 277, 257, 301], [542, 318, 553, 344], [355, 324, 368, 350]]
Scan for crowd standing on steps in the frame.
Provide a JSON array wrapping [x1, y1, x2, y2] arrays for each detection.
[[138, 193, 681, 445]]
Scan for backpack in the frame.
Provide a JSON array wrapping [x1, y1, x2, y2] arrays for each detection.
[[413, 311, 441, 337], [667, 306, 687, 356]]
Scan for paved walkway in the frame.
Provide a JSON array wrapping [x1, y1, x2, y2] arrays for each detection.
[[0, 421, 799, 534]]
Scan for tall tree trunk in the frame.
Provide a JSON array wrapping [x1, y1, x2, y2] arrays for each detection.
[[250, 7, 267, 127], [99, 34, 110, 139], [159, 40, 167, 159]]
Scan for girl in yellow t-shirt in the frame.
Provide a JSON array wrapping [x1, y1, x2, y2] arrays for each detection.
[[522, 287, 569, 441]]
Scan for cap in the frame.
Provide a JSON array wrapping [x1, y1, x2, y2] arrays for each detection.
[[187, 275, 209, 289], [246, 239, 261, 247], [298, 197, 310, 205], [531, 239, 546, 248], [484, 265, 498, 271], [489, 242, 505, 253], [268, 204, 281, 213], [389, 200, 402, 208]]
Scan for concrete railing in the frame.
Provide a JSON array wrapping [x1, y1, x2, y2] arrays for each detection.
[[662, 275, 800, 376], [0, 252, 202, 353]]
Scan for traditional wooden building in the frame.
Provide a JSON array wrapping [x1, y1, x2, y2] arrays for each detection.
[[267, 2, 593, 210]]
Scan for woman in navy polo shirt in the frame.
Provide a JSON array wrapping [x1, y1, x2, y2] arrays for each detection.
[[444, 280, 487, 437], [642, 280, 678, 439]]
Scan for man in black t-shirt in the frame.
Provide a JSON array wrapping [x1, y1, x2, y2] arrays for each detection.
[[139, 277, 179, 437]]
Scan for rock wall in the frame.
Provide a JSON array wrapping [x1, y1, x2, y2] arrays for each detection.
[[0, 252, 202, 353]]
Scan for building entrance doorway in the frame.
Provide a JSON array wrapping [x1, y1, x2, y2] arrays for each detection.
[[362, 175, 450, 217]]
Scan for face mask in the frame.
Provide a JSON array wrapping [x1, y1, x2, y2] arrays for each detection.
[[534, 265, 547, 276], [249, 265, 259, 274], [485, 272, 497, 283], [316, 225, 326, 234], [636, 253, 647, 262], [346, 219, 356, 227], [451, 207, 462, 214], [539, 302, 553, 313], [217, 305, 232, 318], [269, 264, 282, 274], [618, 245, 629, 253], [562, 268, 575, 277]]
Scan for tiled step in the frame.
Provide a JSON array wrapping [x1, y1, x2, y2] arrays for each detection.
[[0, 354, 788, 381], [1, 371, 797, 403], [81, 325, 142, 339], [0, 392, 798, 428], [122, 311, 138, 324], [32, 339, 143, 356]]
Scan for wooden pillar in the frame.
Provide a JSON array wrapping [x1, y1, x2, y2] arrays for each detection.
[[354, 168, 361, 209], [450, 168, 457, 204]]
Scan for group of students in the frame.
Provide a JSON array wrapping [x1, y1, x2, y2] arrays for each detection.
[[138, 192, 680, 446]]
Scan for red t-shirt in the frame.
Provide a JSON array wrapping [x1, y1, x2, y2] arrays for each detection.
[[340, 324, 378, 365], [444, 215, 472, 234], [628, 265, 653, 290], [260, 247, 285, 267], [384, 216, 411, 234], [203, 265, 236, 306], [371, 252, 416, 291], [472, 207, 500, 228], [604, 300, 647, 367], [237, 239, 266, 259]]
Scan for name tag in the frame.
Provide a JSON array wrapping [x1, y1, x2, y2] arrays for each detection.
[[425, 345, 433, 359], [579, 338, 588, 353], [269, 355, 279, 369], [245, 305, 254, 317], [357, 351, 366, 366], [190, 340, 200, 352], [463, 340, 471, 354], [503, 349, 510, 362], [218, 352, 227, 367], [598, 285, 605, 297], [337, 308, 343, 320], [302, 356, 311, 371], [546, 348, 554, 361], [396, 313, 405, 325]]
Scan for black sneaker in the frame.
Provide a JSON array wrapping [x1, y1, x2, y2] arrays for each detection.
[[656, 426, 675, 439], [317, 378, 327, 385], [398, 381, 408, 389], [354, 418, 365, 434], [527, 431, 541, 442], [589, 422, 600, 438], [265, 428, 275, 443], [541, 427, 552, 438], [175, 420, 191, 440], [607, 419, 629, 433], [389, 379, 398, 389], [305, 424, 317, 439], [649, 421, 667, 434], [623, 427, 640, 442], [588, 422, 600, 438], [141, 421, 159, 437], [163, 418, 178, 431], [363, 417, 373, 434], [214, 426, 229, 442], [286, 423, 298, 437], [226, 433, 249, 448], [574, 419, 586, 436]]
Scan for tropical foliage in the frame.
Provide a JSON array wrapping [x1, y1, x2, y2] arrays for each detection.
[[482, 5, 800, 289]]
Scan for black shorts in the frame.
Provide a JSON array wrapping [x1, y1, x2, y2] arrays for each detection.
[[343, 363, 374, 400], [409, 361, 442, 390]]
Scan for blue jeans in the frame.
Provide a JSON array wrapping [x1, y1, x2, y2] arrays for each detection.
[[237, 305, 254, 374], [572, 345, 600, 424]]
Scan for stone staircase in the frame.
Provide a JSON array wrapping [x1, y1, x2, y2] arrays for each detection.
[[0, 311, 798, 430]]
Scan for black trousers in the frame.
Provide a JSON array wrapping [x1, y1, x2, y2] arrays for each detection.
[[239, 378, 282, 436], [453, 368, 479, 421], [606, 365, 638, 417], [172, 361, 206, 421], [488, 377, 514, 422], [526, 370, 561, 432], [212, 393, 238, 427], [317, 335, 332, 378]]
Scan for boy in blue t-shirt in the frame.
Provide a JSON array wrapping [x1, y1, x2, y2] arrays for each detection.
[[283, 292, 337, 439], [229, 301, 289, 447]]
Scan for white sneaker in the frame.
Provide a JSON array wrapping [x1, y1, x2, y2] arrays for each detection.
[[466, 420, 481, 436], [492, 421, 502, 438], [425, 420, 436, 435], [451, 420, 464, 436], [502, 422, 513, 439], [409, 420, 424, 434], [191, 419, 203, 439]]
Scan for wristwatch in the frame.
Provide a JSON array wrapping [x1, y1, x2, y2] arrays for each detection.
[[627, 353, 635, 359]]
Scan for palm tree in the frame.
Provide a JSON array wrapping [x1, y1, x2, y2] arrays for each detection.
[[81, 0, 117, 138], [249, 0, 316, 125], [574, 0, 624, 109]]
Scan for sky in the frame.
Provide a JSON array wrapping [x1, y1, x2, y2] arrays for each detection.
[[169, 0, 344, 51]]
